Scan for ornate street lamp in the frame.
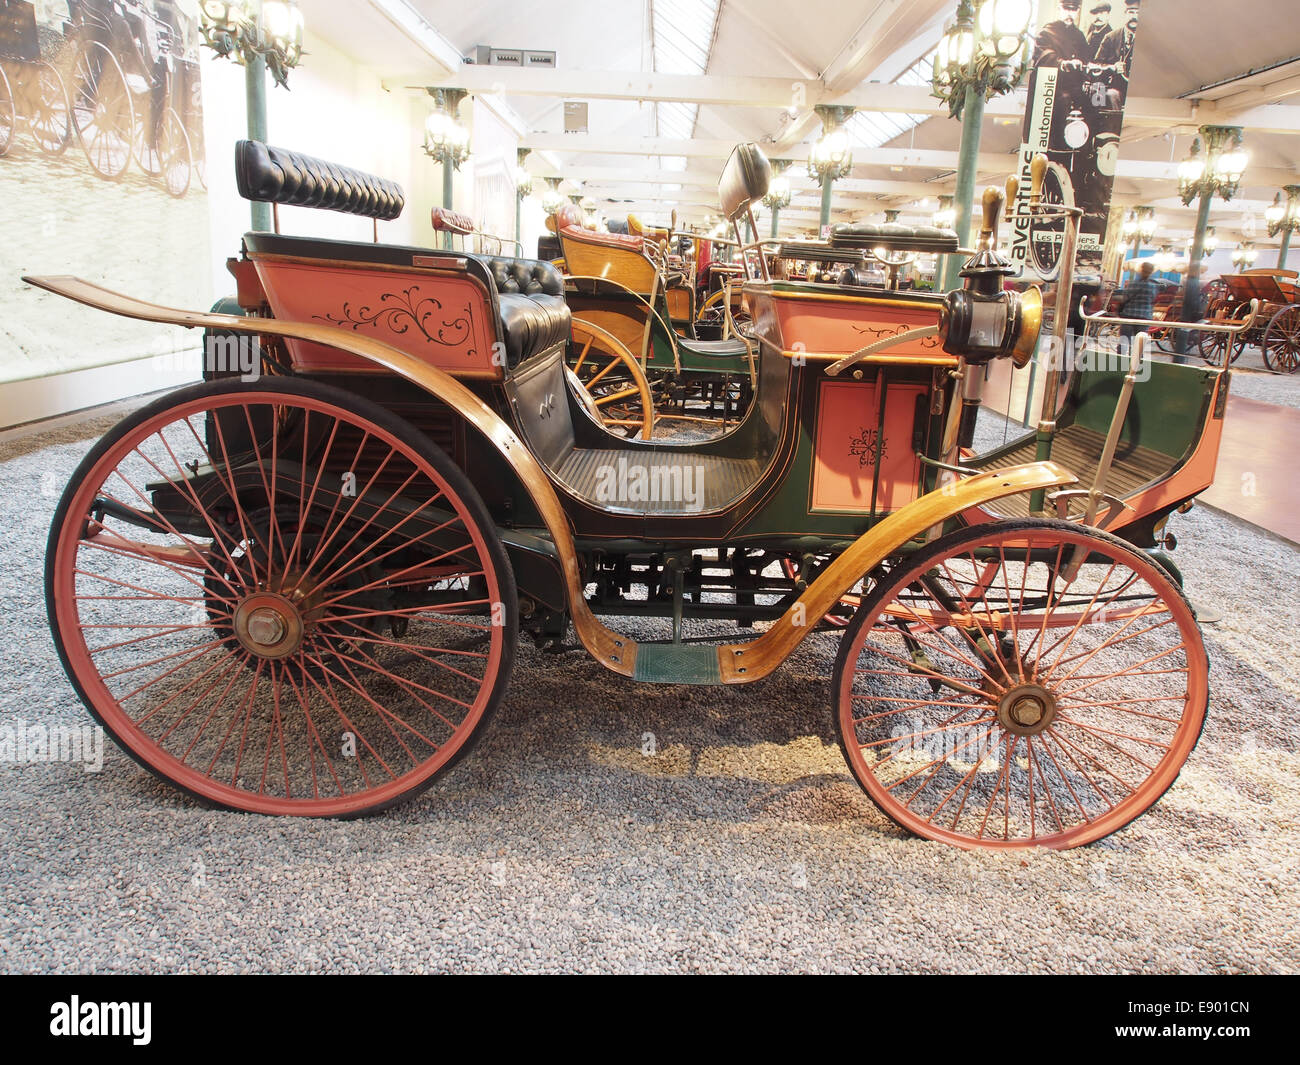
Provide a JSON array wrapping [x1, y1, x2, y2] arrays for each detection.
[[199, 1, 306, 229], [424, 88, 470, 248], [1122, 206, 1157, 249], [540, 177, 565, 215], [515, 148, 533, 243], [932, 195, 956, 229], [931, 0, 1034, 291], [808, 105, 854, 231], [1185, 226, 1218, 260], [1177, 125, 1248, 342], [1231, 242, 1259, 270], [1266, 185, 1300, 267], [199, 1, 304, 87], [762, 159, 792, 238]]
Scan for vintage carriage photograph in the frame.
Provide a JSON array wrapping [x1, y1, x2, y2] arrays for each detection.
[[0, 0, 1297, 992]]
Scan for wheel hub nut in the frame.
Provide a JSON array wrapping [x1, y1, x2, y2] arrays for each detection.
[[246, 607, 287, 647], [1010, 696, 1044, 727]]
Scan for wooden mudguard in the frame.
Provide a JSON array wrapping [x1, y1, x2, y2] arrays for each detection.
[[23, 275, 1076, 685]]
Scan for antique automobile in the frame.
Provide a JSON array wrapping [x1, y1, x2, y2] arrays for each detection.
[[27, 139, 1256, 849], [549, 166, 764, 436]]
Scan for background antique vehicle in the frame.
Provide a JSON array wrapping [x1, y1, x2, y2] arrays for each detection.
[[25, 139, 1260, 850], [1197, 268, 1300, 372]]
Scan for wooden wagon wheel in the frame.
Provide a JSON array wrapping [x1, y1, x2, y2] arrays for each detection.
[[1197, 301, 1249, 367], [14, 61, 71, 155], [71, 40, 135, 180], [567, 318, 656, 440], [832, 519, 1207, 849], [46, 378, 518, 816], [158, 108, 193, 198], [1261, 304, 1300, 374], [0, 64, 14, 157]]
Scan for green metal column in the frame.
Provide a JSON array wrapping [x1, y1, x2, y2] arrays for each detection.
[[245, 50, 272, 232], [516, 196, 523, 246], [769, 205, 780, 239], [819, 179, 833, 232], [442, 162, 454, 250], [1176, 192, 1215, 363], [1279, 228, 1293, 270], [940, 84, 984, 293]]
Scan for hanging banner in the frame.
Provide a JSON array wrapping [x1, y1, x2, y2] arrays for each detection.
[[1009, 0, 1143, 283]]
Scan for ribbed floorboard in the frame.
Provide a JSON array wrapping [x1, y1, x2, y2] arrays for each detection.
[[552, 448, 762, 514], [973, 425, 1176, 518]]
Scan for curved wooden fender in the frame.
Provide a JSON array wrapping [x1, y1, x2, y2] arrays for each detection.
[[712, 461, 1078, 684], [23, 274, 639, 677]]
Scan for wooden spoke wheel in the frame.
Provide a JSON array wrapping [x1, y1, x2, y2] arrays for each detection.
[[46, 378, 517, 816], [0, 64, 14, 157], [567, 318, 656, 440], [148, 108, 193, 198], [1197, 302, 1249, 367], [832, 519, 1207, 849], [1261, 304, 1300, 374], [13, 61, 71, 154], [71, 40, 135, 180]]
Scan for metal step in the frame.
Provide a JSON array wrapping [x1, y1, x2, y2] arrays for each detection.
[[631, 642, 723, 684]]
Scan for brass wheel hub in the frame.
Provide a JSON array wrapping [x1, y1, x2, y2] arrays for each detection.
[[996, 683, 1058, 737], [233, 592, 306, 660]]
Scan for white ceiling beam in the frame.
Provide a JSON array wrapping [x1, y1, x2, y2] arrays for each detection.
[[365, 0, 463, 76], [400, 67, 1300, 132]]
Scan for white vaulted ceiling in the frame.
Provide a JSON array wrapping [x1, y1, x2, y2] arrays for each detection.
[[300, 0, 1300, 244]]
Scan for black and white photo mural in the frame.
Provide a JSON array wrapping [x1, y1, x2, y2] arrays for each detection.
[[1, 0, 211, 386], [1010, 0, 1142, 282]]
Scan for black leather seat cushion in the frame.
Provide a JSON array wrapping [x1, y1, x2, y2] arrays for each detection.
[[478, 256, 569, 367], [677, 336, 750, 359], [235, 140, 405, 221], [830, 222, 959, 253], [497, 293, 570, 369], [778, 242, 866, 264]]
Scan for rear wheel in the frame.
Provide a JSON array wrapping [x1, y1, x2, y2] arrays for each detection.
[[1197, 302, 1248, 367], [832, 519, 1207, 849], [16, 61, 71, 154], [1261, 305, 1300, 374], [47, 378, 517, 816]]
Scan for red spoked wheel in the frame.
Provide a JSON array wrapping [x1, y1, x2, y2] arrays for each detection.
[[832, 519, 1207, 849], [47, 378, 517, 816]]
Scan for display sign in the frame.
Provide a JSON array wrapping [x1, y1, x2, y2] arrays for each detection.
[[1009, 0, 1143, 282]]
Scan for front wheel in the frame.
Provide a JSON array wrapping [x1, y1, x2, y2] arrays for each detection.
[[47, 378, 517, 816], [832, 519, 1207, 849], [1261, 305, 1300, 374]]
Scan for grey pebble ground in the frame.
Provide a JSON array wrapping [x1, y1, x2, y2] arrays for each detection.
[[1, 365, 1298, 974]]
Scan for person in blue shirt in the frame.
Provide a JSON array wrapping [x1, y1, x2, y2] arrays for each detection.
[[1118, 260, 1158, 340]]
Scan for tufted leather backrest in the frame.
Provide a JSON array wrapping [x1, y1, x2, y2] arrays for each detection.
[[480, 256, 565, 297], [718, 143, 770, 221], [235, 140, 405, 221], [830, 222, 960, 254]]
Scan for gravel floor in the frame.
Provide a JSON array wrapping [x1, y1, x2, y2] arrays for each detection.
[[1, 400, 1297, 974]]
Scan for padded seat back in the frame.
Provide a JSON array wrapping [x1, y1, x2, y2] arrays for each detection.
[[431, 207, 476, 234], [235, 140, 405, 220], [830, 223, 960, 254], [718, 143, 770, 222]]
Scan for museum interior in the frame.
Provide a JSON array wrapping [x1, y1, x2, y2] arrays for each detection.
[[1, 0, 1298, 974]]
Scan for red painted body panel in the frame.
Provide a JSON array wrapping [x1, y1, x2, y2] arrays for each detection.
[[251, 258, 500, 377], [812, 379, 926, 512]]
